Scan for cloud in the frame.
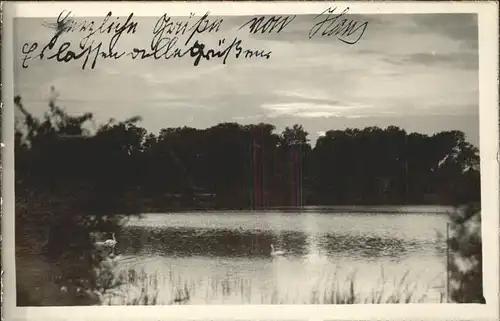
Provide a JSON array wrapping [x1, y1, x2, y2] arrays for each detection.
[[262, 102, 373, 118], [384, 52, 478, 70], [13, 13, 479, 146], [409, 14, 478, 50]]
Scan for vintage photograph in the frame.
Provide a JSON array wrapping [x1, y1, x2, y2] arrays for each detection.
[[11, 6, 487, 308]]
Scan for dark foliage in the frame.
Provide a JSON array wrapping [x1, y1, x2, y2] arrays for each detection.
[[15, 96, 480, 211], [14, 90, 482, 305], [448, 203, 485, 303]]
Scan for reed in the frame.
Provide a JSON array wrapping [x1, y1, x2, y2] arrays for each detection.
[[100, 265, 445, 305]]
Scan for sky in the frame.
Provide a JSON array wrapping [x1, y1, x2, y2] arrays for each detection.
[[14, 13, 479, 146]]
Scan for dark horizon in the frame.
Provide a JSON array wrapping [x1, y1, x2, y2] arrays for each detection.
[[13, 96, 481, 149], [14, 95, 480, 213]]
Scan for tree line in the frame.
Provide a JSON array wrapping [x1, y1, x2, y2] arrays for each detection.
[[15, 92, 480, 214]]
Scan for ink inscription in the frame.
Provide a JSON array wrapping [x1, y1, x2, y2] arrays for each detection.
[[309, 7, 368, 44], [20, 7, 369, 70]]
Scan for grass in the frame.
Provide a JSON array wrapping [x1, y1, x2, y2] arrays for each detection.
[[99, 264, 445, 305]]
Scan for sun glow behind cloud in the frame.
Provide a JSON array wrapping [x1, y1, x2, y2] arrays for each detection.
[[262, 102, 373, 118]]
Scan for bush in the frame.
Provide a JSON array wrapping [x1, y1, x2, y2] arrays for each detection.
[[448, 203, 485, 303]]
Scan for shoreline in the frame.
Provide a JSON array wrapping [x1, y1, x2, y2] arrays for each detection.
[[135, 204, 455, 214]]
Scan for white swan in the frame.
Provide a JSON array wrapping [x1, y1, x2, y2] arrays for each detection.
[[104, 233, 117, 247], [270, 244, 285, 256], [94, 233, 117, 249]]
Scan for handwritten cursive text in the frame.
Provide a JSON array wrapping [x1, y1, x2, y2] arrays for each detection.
[[238, 15, 296, 34], [309, 7, 368, 45], [20, 7, 369, 70]]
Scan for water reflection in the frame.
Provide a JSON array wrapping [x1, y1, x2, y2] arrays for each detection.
[[111, 211, 447, 304], [118, 225, 444, 261], [119, 227, 309, 258]]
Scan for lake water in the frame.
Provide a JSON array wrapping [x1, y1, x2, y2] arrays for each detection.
[[110, 206, 451, 304]]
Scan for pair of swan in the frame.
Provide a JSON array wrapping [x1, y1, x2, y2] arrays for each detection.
[[94, 233, 284, 259]]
